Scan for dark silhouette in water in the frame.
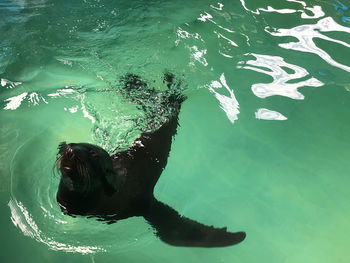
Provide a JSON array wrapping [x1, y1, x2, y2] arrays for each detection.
[[56, 73, 246, 247]]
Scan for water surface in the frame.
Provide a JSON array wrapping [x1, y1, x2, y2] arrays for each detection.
[[1, 0, 350, 262]]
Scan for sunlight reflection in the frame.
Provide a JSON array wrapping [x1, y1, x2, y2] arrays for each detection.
[[3, 85, 80, 110], [80, 93, 96, 124], [197, 9, 235, 34], [238, 53, 324, 99], [47, 87, 77, 98], [208, 73, 240, 124], [1, 78, 22, 89], [266, 17, 350, 72], [175, 26, 203, 46], [189, 45, 208, 67], [197, 4, 244, 49], [255, 108, 287, 121], [210, 2, 224, 11], [4, 92, 28, 110], [214, 30, 238, 47], [29, 92, 48, 106], [239, 0, 324, 18]]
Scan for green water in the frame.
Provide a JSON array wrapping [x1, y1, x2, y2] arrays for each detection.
[[1, 0, 350, 262]]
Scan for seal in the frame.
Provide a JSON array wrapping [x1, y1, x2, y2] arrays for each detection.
[[55, 73, 246, 247]]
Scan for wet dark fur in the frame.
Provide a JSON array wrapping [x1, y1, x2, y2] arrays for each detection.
[[56, 73, 246, 247]]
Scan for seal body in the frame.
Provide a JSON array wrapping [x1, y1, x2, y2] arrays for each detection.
[[56, 73, 246, 247], [57, 103, 180, 219]]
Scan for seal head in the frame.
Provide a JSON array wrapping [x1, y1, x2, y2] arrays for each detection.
[[56, 142, 114, 214]]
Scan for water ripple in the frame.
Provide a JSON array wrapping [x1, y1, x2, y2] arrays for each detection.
[[8, 134, 151, 254], [8, 199, 104, 254]]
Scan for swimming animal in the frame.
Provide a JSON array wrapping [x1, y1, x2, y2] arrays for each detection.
[[56, 73, 246, 247]]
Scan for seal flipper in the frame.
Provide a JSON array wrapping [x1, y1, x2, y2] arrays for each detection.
[[144, 199, 246, 247]]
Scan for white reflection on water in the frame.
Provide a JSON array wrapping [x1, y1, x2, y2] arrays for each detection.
[[175, 26, 203, 46], [207, 73, 240, 123], [255, 108, 287, 121], [64, 105, 79, 114], [47, 87, 77, 98], [3, 85, 77, 110], [29, 92, 48, 106], [4, 91, 48, 110], [197, 4, 245, 47], [1, 78, 22, 89], [80, 93, 96, 124], [197, 11, 215, 23], [214, 30, 238, 47], [175, 27, 209, 67], [266, 17, 350, 72], [210, 2, 224, 11], [189, 45, 208, 67], [239, 0, 324, 19], [238, 53, 324, 99], [56, 58, 73, 67], [4, 92, 28, 110], [198, 16, 233, 34], [8, 199, 104, 254]]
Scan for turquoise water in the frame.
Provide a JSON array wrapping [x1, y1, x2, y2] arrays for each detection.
[[1, 0, 350, 262]]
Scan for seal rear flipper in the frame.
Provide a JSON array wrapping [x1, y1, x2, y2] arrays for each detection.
[[143, 199, 246, 247]]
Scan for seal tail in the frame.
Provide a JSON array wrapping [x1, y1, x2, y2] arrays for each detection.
[[143, 199, 246, 247]]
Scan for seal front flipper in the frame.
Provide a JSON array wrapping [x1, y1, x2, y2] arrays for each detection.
[[143, 199, 246, 247]]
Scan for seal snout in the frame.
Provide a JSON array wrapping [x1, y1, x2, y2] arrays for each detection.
[[56, 142, 94, 193], [56, 142, 80, 175]]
